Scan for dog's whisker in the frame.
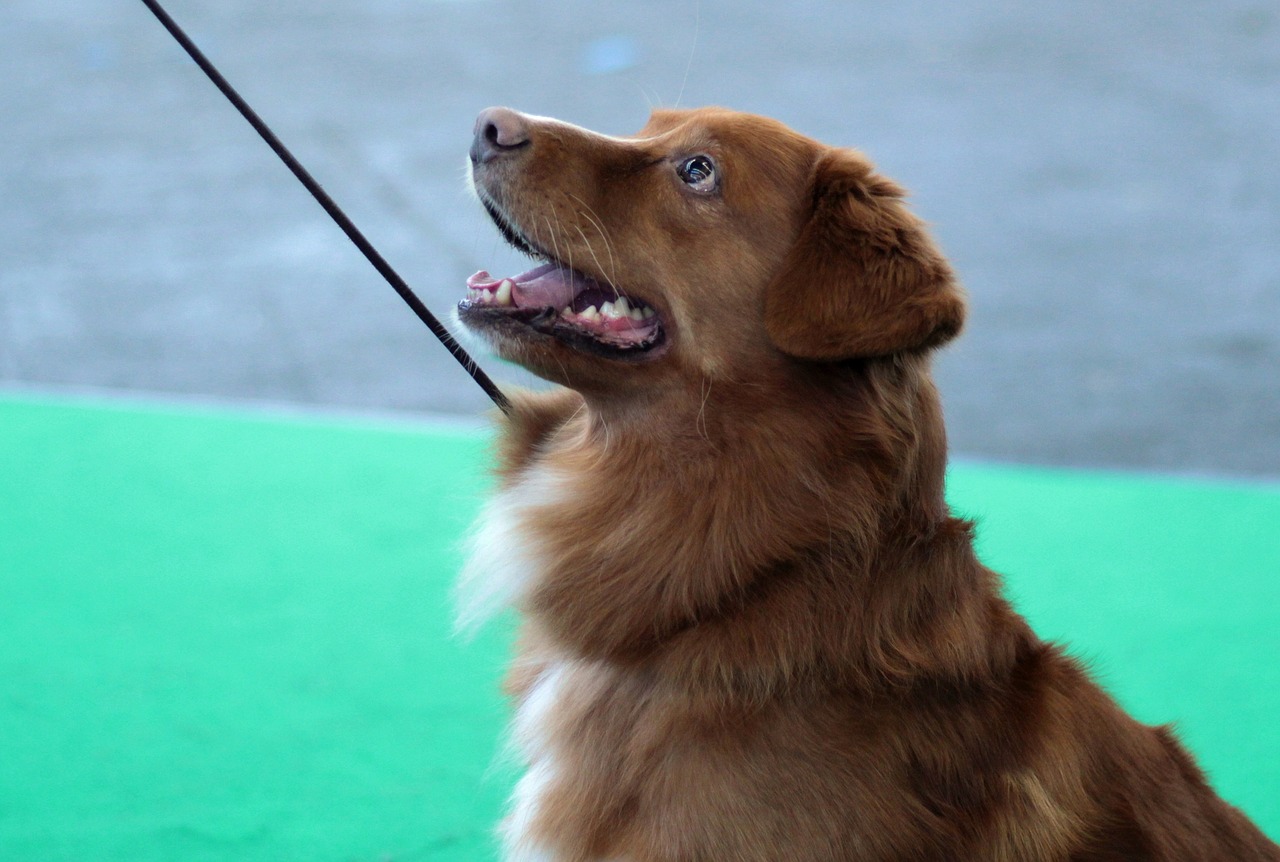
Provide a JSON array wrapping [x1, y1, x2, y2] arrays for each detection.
[[572, 222, 615, 304], [674, 0, 700, 109], [561, 220, 578, 289], [696, 376, 719, 452], [567, 193, 621, 290], [533, 215, 559, 280]]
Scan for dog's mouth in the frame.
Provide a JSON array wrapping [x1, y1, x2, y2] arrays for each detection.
[[458, 201, 666, 359]]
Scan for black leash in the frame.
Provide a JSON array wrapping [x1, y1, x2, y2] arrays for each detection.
[[138, 0, 510, 415]]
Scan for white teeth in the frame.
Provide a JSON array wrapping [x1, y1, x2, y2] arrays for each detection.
[[614, 297, 631, 316], [629, 307, 643, 321], [581, 305, 600, 322], [642, 307, 655, 319], [600, 300, 618, 319], [495, 279, 514, 306], [561, 306, 573, 318]]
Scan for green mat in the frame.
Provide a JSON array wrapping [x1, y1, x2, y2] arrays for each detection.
[[2, 393, 1277, 860]]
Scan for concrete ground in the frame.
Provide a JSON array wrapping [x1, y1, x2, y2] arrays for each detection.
[[3, 0, 1278, 477]]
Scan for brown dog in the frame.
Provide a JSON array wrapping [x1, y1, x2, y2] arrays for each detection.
[[455, 106, 1278, 861]]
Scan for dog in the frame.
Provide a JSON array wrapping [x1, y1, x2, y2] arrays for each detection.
[[455, 106, 1279, 861]]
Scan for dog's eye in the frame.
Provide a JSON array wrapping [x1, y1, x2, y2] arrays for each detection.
[[676, 155, 717, 193]]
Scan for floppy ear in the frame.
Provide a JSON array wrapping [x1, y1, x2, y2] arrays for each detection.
[[764, 149, 965, 360]]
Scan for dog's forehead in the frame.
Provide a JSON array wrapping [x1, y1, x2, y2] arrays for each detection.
[[635, 108, 820, 160]]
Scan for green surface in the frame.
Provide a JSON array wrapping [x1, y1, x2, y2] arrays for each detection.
[[1, 393, 1277, 860]]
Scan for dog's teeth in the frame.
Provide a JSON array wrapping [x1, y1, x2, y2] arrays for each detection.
[[629, 307, 644, 321], [642, 307, 655, 319], [495, 279, 514, 306], [614, 297, 631, 316], [600, 300, 618, 319], [582, 305, 601, 322], [560, 306, 573, 318]]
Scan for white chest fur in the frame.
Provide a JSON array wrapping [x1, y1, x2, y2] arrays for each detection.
[[504, 661, 572, 862], [457, 468, 589, 860], [456, 465, 569, 632]]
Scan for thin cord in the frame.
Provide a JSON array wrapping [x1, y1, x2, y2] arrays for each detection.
[[138, 0, 510, 414]]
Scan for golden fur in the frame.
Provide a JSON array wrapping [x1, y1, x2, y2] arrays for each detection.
[[456, 106, 1279, 861]]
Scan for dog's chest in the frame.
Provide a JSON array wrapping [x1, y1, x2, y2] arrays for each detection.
[[504, 661, 575, 861], [503, 658, 661, 862], [500, 658, 908, 862], [457, 471, 614, 859], [462, 466, 890, 859]]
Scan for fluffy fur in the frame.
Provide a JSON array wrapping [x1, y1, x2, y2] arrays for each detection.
[[457, 106, 1278, 861]]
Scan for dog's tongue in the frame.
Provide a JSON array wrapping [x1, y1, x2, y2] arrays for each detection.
[[467, 263, 597, 310]]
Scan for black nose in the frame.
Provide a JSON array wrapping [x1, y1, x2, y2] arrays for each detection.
[[471, 107, 531, 165]]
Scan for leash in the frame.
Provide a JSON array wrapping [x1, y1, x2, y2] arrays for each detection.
[[138, 0, 511, 415]]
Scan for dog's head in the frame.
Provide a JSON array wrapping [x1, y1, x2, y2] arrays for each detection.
[[458, 107, 964, 399]]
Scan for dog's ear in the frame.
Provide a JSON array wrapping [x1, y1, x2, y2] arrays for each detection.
[[764, 149, 965, 360]]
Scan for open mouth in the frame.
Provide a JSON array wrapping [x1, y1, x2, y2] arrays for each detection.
[[459, 201, 666, 358]]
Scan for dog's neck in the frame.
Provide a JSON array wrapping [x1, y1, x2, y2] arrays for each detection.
[[492, 358, 1026, 700]]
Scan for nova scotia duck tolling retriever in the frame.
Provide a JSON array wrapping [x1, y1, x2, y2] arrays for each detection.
[[454, 105, 1279, 862]]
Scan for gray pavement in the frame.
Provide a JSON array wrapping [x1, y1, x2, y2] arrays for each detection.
[[2, 0, 1278, 477]]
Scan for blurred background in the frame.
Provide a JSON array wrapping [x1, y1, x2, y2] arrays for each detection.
[[3, 0, 1278, 477], [3, 3, 1279, 859]]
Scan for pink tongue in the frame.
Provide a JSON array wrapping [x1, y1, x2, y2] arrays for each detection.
[[470, 263, 599, 310], [513, 263, 581, 310]]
